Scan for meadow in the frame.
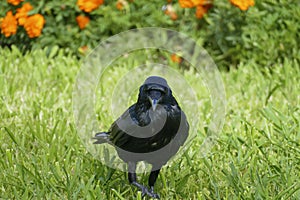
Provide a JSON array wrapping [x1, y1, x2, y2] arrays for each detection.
[[1, 0, 300, 199], [0, 46, 299, 199]]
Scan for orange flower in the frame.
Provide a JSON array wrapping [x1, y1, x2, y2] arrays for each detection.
[[169, 12, 178, 20], [229, 0, 255, 11], [77, 0, 104, 12], [0, 11, 17, 37], [171, 53, 182, 63], [76, 15, 90, 29], [179, 0, 207, 8], [164, 4, 178, 20], [195, 5, 211, 19], [116, 1, 123, 10], [78, 45, 90, 55], [116, 0, 128, 10], [7, 0, 23, 6], [24, 14, 45, 38], [179, 0, 213, 19], [15, 2, 33, 26]]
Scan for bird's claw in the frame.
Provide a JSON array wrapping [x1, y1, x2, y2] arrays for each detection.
[[145, 187, 160, 199], [140, 186, 147, 197], [136, 186, 160, 199], [131, 182, 158, 199]]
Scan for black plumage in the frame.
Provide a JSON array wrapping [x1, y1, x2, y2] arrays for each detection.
[[93, 76, 189, 199]]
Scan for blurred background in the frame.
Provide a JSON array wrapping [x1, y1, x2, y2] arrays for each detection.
[[1, 0, 299, 69], [1, 0, 299, 199]]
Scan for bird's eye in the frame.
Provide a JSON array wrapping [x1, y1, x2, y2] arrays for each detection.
[[139, 85, 147, 94]]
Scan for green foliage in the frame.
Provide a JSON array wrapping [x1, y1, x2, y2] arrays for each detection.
[[1, 48, 299, 199], [1, 0, 299, 68], [0, 0, 175, 53], [241, 0, 300, 67], [199, 0, 300, 67]]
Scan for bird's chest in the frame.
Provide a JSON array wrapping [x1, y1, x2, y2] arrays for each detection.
[[139, 107, 168, 132], [144, 107, 178, 142]]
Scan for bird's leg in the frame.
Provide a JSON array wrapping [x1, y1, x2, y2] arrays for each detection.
[[146, 168, 161, 199], [128, 162, 147, 196]]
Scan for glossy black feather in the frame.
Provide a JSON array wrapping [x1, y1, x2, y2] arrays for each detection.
[[93, 76, 189, 198], [95, 78, 188, 159]]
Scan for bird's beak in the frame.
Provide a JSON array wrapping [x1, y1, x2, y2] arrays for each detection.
[[149, 98, 158, 111]]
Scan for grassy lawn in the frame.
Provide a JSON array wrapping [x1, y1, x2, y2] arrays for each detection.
[[0, 47, 299, 199]]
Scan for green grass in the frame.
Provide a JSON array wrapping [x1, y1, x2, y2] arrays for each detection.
[[0, 47, 299, 199]]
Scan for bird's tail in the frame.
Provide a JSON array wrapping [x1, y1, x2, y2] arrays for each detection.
[[92, 132, 110, 144]]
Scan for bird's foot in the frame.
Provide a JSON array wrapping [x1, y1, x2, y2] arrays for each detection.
[[131, 182, 160, 199], [145, 186, 160, 199], [131, 181, 148, 197]]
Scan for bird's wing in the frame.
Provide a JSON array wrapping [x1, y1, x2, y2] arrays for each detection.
[[109, 104, 139, 148], [164, 107, 189, 158], [165, 105, 189, 144], [176, 110, 189, 146]]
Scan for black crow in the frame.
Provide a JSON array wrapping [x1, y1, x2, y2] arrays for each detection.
[[93, 76, 189, 199]]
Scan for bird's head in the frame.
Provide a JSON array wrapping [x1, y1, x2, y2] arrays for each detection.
[[137, 76, 174, 111]]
